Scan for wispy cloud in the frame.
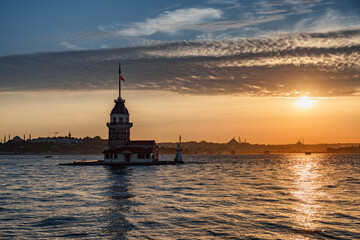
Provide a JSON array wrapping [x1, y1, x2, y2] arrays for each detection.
[[256, 9, 288, 15], [1, 29, 359, 97], [206, 0, 238, 4], [190, 14, 287, 32], [60, 41, 84, 50], [119, 8, 223, 37], [74, 9, 289, 44], [294, 8, 360, 32], [57, 1, 358, 49]]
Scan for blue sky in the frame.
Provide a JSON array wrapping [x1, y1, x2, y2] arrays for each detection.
[[1, 0, 359, 56]]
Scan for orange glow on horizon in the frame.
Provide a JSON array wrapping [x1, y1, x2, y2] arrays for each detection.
[[0, 90, 359, 144]]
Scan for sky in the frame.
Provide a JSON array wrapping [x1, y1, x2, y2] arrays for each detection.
[[0, 0, 360, 144]]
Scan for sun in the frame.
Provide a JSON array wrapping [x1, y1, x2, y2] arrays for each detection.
[[296, 96, 315, 108]]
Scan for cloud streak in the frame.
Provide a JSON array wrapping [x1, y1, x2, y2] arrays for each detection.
[[294, 9, 360, 33], [118, 8, 222, 37], [59, 1, 360, 50], [60, 41, 84, 50], [1, 29, 359, 97]]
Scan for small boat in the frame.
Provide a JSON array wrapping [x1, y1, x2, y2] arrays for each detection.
[[45, 155, 55, 158], [305, 152, 311, 155]]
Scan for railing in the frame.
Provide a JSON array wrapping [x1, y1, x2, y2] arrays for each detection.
[[107, 122, 133, 126]]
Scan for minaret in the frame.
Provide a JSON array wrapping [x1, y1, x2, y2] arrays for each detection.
[[107, 63, 133, 149]]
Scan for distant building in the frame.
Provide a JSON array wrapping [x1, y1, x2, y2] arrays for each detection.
[[103, 64, 159, 163], [228, 138, 239, 146], [12, 136, 23, 142], [30, 137, 81, 145]]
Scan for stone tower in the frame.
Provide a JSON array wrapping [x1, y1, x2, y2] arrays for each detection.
[[106, 63, 133, 149]]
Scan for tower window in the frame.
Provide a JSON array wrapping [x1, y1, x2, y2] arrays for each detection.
[[112, 117, 116, 123], [119, 118, 123, 123], [137, 153, 146, 159], [114, 153, 118, 159]]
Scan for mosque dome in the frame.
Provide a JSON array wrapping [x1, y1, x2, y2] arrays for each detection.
[[12, 136, 24, 142]]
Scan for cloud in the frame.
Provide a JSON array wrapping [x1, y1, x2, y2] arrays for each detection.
[[119, 8, 223, 37], [1, 29, 359, 97], [93, 13, 288, 43], [84, 9, 289, 44], [58, 1, 357, 49], [256, 9, 288, 15], [206, 0, 237, 4], [189, 14, 287, 32], [294, 8, 360, 32], [60, 41, 83, 50]]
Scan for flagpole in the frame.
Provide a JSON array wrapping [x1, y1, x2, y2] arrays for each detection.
[[118, 62, 121, 99]]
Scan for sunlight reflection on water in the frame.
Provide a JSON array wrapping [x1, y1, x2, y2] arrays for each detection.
[[292, 155, 323, 234]]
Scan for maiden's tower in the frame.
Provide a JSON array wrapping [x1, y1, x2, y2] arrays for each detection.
[[102, 64, 159, 163]]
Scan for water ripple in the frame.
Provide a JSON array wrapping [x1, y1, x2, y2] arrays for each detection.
[[0, 154, 360, 239]]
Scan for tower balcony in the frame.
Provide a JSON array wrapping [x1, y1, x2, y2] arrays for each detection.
[[107, 122, 133, 128]]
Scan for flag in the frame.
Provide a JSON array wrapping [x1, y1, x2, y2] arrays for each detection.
[[118, 62, 124, 80]]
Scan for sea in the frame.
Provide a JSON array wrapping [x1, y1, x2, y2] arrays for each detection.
[[1, 154, 359, 239]]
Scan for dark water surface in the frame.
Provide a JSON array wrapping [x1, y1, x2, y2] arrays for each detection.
[[1, 154, 360, 239]]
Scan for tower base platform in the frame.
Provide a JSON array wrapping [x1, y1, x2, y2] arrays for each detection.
[[59, 160, 184, 166]]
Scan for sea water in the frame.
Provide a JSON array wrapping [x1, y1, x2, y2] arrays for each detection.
[[1, 154, 359, 239]]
